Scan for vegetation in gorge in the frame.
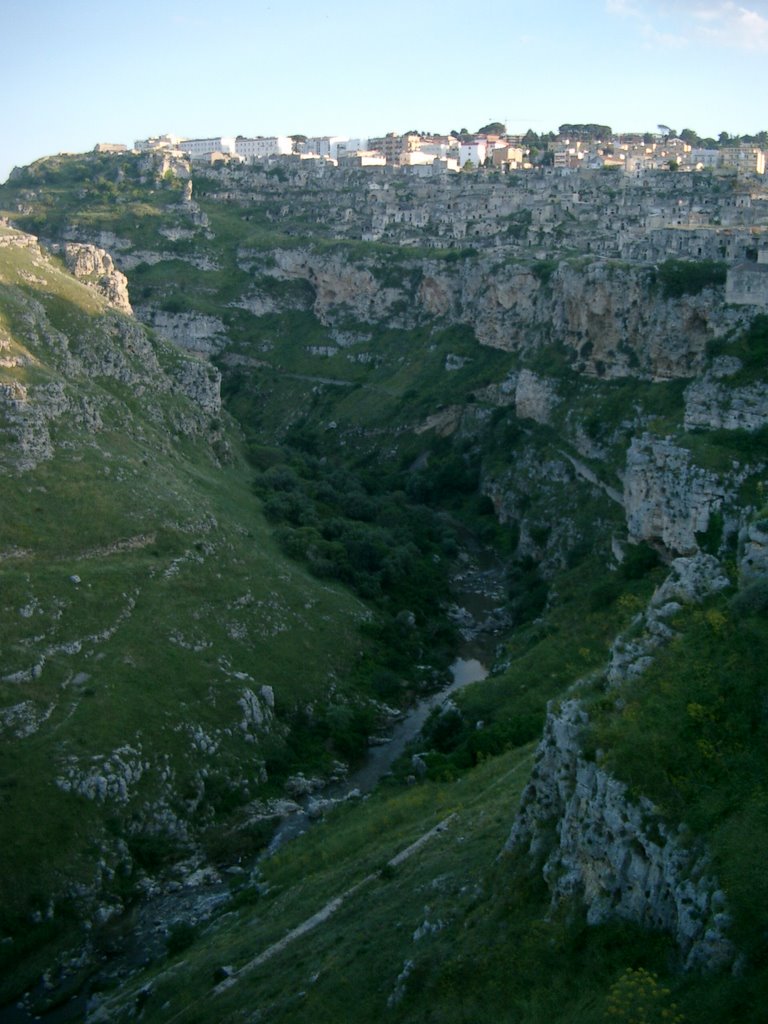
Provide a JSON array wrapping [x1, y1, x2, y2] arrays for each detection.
[[1, 150, 767, 1023]]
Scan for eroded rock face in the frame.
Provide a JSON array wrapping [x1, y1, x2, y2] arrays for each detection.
[[623, 435, 725, 555], [684, 367, 768, 432], [0, 380, 63, 470], [739, 520, 768, 582], [505, 699, 736, 972], [135, 308, 229, 356], [0, 236, 222, 472], [261, 249, 740, 380], [477, 368, 562, 424], [168, 356, 222, 418], [55, 242, 133, 314], [607, 554, 731, 686], [549, 262, 726, 380]]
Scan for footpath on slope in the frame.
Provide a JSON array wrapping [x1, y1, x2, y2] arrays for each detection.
[[213, 813, 459, 995]]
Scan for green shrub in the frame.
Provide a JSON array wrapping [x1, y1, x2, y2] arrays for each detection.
[[166, 921, 197, 956], [619, 542, 660, 580], [730, 576, 768, 617], [530, 259, 557, 286], [657, 259, 726, 298]]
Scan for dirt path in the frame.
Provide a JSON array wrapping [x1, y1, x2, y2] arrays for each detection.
[[213, 813, 458, 996]]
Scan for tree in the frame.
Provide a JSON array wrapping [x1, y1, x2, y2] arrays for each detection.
[[477, 121, 506, 136], [462, 159, 475, 172], [679, 128, 699, 146], [558, 123, 612, 140]]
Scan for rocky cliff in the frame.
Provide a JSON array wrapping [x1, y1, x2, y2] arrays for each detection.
[[506, 554, 736, 971], [53, 241, 133, 315], [505, 698, 735, 971], [0, 228, 221, 474], [2, 153, 766, 1016], [261, 248, 745, 380]]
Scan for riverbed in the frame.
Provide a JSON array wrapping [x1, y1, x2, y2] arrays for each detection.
[[1, 545, 507, 1022]]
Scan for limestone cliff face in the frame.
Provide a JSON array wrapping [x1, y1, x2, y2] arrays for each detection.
[[505, 699, 735, 971], [505, 555, 738, 970], [264, 249, 742, 380], [549, 262, 728, 380], [475, 368, 560, 425], [623, 435, 726, 555], [53, 242, 133, 315], [0, 231, 221, 472], [684, 358, 768, 432], [739, 519, 768, 582], [134, 307, 229, 357], [607, 554, 730, 686]]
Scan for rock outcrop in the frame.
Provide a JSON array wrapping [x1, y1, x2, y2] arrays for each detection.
[[623, 435, 725, 554], [135, 308, 229, 356], [607, 553, 731, 686], [505, 699, 736, 971], [684, 360, 768, 432], [261, 249, 743, 380], [0, 232, 221, 473], [54, 242, 133, 314], [738, 518, 768, 582], [507, 554, 736, 970], [475, 369, 560, 425]]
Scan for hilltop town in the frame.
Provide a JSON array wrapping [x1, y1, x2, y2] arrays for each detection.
[[84, 125, 768, 313], [93, 122, 768, 177]]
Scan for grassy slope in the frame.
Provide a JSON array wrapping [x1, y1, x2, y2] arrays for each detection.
[[0, 229, 371, 995], [1, 155, 767, 1021]]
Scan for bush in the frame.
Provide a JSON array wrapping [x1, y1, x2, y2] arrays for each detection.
[[589, 577, 624, 610], [619, 542, 660, 580], [730, 576, 768, 618], [166, 921, 197, 956], [657, 259, 726, 298]]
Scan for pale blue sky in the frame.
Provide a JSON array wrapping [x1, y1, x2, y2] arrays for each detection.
[[2, 0, 766, 182]]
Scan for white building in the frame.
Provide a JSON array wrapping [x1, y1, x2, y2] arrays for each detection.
[[337, 150, 386, 168], [234, 136, 293, 161], [181, 137, 237, 160], [459, 139, 488, 168], [134, 134, 184, 152], [299, 136, 348, 159], [333, 138, 370, 160]]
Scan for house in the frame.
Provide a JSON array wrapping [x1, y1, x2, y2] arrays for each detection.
[[720, 145, 766, 176], [459, 138, 487, 168], [234, 136, 293, 161], [180, 137, 236, 161], [337, 151, 386, 168], [134, 134, 184, 152], [726, 250, 768, 306], [491, 146, 525, 170]]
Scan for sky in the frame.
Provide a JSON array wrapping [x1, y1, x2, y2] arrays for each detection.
[[1, 0, 767, 183]]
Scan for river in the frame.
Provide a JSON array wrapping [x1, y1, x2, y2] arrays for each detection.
[[1, 545, 506, 1022], [265, 655, 490, 852]]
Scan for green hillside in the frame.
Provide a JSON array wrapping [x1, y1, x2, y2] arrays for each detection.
[[0, 152, 767, 1022]]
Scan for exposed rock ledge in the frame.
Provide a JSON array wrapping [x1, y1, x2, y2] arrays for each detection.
[[505, 698, 736, 972], [505, 554, 737, 972], [52, 242, 133, 315]]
